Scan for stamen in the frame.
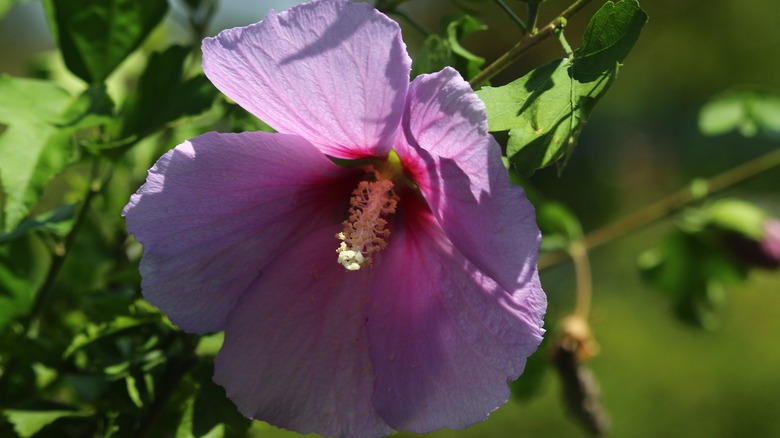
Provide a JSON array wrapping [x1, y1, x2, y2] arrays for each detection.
[[336, 172, 399, 271]]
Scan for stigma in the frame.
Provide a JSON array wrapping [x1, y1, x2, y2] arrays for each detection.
[[336, 172, 399, 271]]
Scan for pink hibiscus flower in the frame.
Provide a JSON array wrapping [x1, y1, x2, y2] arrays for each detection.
[[123, 0, 546, 436]]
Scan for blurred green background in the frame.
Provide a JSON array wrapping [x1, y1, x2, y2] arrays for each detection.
[[1, 0, 779, 437]]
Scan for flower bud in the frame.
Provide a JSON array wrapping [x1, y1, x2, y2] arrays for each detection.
[[757, 219, 780, 267], [722, 218, 780, 269], [698, 199, 780, 269]]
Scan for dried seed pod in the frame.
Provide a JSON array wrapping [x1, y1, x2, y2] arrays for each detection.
[[551, 316, 609, 435]]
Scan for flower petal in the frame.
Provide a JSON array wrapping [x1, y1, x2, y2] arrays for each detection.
[[395, 67, 542, 297], [214, 226, 393, 438], [202, 0, 411, 159], [367, 197, 546, 432], [123, 131, 355, 333]]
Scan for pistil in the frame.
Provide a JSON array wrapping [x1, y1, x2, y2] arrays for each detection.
[[336, 171, 399, 271]]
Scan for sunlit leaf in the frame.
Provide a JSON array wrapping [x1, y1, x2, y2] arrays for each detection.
[[64, 315, 156, 358], [0, 76, 72, 231], [0, 79, 114, 232], [194, 332, 224, 358], [3, 409, 92, 438], [0, 203, 77, 245], [0, 0, 22, 20], [477, 0, 647, 176], [125, 375, 144, 407], [43, 0, 169, 83]]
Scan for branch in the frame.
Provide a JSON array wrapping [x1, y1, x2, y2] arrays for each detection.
[[469, 0, 594, 88], [539, 146, 780, 270]]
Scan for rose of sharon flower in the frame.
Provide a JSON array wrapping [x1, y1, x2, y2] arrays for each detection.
[[123, 0, 546, 436], [724, 218, 780, 269]]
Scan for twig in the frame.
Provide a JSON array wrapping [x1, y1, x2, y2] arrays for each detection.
[[539, 146, 780, 270], [527, 0, 541, 33], [493, 0, 528, 34], [469, 0, 593, 88]]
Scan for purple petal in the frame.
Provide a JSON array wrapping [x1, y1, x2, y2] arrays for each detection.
[[214, 226, 393, 438], [367, 197, 546, 432], [202, 0, 411, 159], [123, 131, 356, 333], [395, 67, 542, 298]]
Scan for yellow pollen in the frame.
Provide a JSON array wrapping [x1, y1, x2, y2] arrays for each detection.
[[336, 172, 399, 271]]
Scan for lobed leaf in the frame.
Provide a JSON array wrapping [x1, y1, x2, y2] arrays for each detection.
[[0, 77, 115, 232], [477, 0, 647, 176], [0, 76, 71, 232]]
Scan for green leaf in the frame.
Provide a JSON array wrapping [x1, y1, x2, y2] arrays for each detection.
[[638, 230, 747, 329], [0, 235, 50, 330], [446, 15, 487, 80], [702, 198, 768, 240], [194, 332, 224, 358], [698, 89, 780, 139], [536, 202, 583, 251], [0, 203, 77, 244], [0, 76, 71, 232], [125, 375, 144, 408], [43, 0, 169, 83], [0, 0, 19, 19], [191, 362, 251, 437], [64, 315, 156, 358], [121, 45, 216, 139], [176, 396, 197, 438], [412, 15, 486, 80], [477, 0, 647, 176], [0, 78, 115, 232], [412, 35, 451, 78], [574, 0, 648, 76], [477, 57, 608, 176], [3, 410, 92, 437]]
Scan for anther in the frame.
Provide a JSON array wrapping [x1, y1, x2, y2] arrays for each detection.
[[336, 172, 399, 271]]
